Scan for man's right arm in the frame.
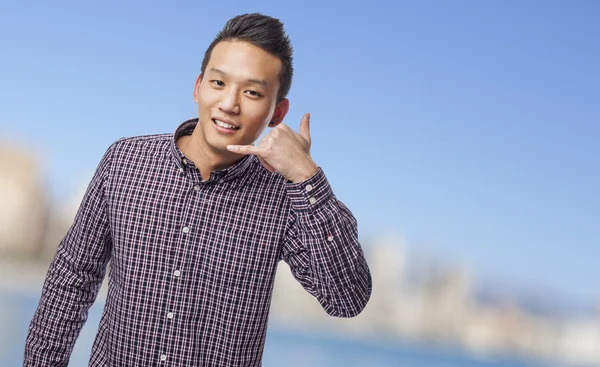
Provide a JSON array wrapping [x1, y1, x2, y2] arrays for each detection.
[[23, 143, 115, 367]]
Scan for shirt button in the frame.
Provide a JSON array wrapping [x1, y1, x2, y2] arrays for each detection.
[[309, 197, 317, 205], [179, 167, 184, 173], [160, 354, 167, 361], [182, 227, 190, 234], [193, 185, 200, 191], [327, 235, 334, 242], [219, 179, 225, 184], [305, 184, 313, 192], [174, 270, 181, 277], [167, 312, 174, 319]]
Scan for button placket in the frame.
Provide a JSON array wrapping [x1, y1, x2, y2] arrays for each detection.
[[160, 165, 201, 364]]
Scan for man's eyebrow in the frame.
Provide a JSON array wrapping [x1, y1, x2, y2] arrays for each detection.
[[209, 68, 268, 87]]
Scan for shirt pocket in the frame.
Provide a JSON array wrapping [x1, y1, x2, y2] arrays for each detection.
[[203, 225, 278, 292]]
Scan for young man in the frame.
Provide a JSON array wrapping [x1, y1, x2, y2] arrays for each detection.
[[24, 13, 371, 367]]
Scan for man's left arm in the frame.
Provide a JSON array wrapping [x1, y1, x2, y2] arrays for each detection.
[[281, 168, 372, 317], [227, 112, 372, 317]]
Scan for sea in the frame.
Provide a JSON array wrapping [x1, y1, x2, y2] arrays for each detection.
[[0, 290, 568, 367]]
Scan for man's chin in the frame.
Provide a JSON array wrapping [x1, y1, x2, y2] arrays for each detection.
[[208, 142, 242, 157]]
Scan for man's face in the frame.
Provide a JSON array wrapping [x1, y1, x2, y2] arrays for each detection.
[[193, 40, 289, 155]]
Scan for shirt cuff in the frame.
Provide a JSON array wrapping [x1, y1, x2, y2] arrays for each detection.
[[285, 168, 334, 213]]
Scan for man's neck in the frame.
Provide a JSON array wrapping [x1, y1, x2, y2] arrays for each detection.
[[177, 133, 241, 182]]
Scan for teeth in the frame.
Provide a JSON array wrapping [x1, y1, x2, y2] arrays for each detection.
[[214, 119, 238, 130]]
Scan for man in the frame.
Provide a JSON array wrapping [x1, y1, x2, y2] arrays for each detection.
[[24, 13, 371, 366]]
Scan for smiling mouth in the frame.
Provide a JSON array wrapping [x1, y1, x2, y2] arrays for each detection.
[[212, 119, 240, 130]]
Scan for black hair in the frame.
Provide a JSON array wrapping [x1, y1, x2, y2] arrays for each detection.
[[201, 13, 294, 101]]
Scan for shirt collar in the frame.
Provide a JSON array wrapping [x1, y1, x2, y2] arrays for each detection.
[[170, 118, 254, 183]]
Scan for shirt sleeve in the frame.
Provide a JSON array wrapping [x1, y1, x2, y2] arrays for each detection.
[[280, 168, 372, 318], [23, 143, 115, 367]]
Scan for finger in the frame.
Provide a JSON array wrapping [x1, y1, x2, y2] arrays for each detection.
[[275, 123, 295, 138], [299, 112, 311, 144], [227, 144, 263, 156], [275, 123, 289, 132], [258, 156, 276, 173]]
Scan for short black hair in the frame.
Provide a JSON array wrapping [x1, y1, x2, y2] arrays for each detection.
[[201, 13, 294, 102]]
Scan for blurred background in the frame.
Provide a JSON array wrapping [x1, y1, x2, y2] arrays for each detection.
[[1, 0, 599, 366]]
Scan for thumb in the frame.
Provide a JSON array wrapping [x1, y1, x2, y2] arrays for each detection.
[[299, 112, 311, 144]]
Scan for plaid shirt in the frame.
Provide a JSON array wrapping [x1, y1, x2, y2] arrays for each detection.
[[24, 119, 372, 367]]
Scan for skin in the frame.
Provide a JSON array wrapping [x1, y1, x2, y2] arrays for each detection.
[[177, 40, 317, 182]]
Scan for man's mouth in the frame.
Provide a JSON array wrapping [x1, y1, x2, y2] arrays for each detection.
[[212, 119, 240, 130]]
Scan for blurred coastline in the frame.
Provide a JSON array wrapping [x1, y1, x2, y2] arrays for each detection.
[[1, 140, 599, 366]]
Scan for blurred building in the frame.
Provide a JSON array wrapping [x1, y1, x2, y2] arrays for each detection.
[[417, 265, 473, 343], [360, 236, 406, 335], [42, 181, 87, 259], [558, 318, 600, 366], [0, 141, 49, 257]]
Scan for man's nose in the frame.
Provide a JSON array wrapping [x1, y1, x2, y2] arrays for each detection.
[[218, 88, 240, 115]]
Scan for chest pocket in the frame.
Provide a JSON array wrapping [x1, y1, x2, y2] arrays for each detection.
[[201, 225, 277, 292]]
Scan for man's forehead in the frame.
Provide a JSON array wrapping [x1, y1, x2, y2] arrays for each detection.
[[207, 41, 281, 83]]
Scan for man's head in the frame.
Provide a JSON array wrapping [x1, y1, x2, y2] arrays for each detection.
[[201, 13, 293, 103], [192, 13, 294, 158]]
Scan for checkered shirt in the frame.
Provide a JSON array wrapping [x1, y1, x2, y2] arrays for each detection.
[[24, 118, 372, 366]]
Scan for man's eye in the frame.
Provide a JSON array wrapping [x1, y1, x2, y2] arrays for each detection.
[[211, 80, 225, 87], [246, 90, 262, 97]]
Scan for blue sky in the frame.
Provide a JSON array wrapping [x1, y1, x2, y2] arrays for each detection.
[[1, 1, 598, 304]]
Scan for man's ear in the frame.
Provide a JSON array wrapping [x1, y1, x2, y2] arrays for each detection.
[[193, 74, 203, 103], [269, 98, 290, 127]]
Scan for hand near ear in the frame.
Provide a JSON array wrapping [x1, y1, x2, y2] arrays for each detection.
[[227, 113, 318, 183]]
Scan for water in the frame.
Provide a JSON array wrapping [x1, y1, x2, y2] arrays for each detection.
[[1, 290, 566, 367]]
